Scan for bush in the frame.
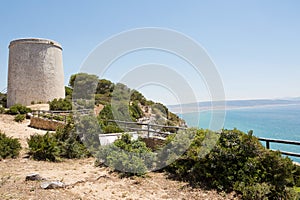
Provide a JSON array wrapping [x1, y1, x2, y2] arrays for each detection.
[[65, 86, 73, 98], [97, 105, 125, 133], [130, 90, 146, 105], [96, 79, 114, 95], [53, 123, 91, 159], [6, 104, 31, 115], [75, 115, 101, 152], [14, 114, 25, 122], [129, 101, 144, 120], [0, 106, 5, 114], [152, 102, 168, 115], [163, 128, 300, 199], [103, 124, 123, 133], [27, 133, 60, 161], [49, 98, 72, 111], [0, 93, 7, 108], [97, 133, 155, 176], [27, 123, 90, 161], [0, 131, 21, 159]]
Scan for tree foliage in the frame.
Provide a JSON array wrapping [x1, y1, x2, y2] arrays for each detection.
[[65, 86, 73, 99], [69, 73, 99, 100], [163, 128, 300, 199], [96, 133, 155, 176], [96, 79, 114, 94]]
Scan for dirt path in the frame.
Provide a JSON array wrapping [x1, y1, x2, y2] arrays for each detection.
[[0, 114, 237, 200]]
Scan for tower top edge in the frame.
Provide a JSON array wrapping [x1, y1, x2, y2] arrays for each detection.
[[9, 38, 62, 50]]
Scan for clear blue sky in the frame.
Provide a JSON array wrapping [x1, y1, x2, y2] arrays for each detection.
[[0, 0, 299, 105]]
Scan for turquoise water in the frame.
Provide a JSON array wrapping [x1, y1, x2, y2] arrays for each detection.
[[181, 105, 300, 162]]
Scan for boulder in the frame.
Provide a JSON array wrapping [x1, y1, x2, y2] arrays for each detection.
[[25, 173, 43, 181], [40, 181, 65, 189]]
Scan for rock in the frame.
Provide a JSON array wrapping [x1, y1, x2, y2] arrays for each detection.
[[26, 113, 33, 119], [41, 181, 65, 189], [25, 173, 43, 181]]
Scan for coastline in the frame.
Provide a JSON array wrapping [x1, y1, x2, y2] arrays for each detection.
[[169, 102, 300, 114]]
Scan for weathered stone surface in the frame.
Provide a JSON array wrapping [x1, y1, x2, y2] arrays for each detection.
[[7, 38, 65, 107], [25, 173, 43, 181], [29, 117, 65, 131], [40, 181, 65, 189]]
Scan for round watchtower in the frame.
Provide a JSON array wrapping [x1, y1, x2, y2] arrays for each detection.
[[7, 38, 65, 107]]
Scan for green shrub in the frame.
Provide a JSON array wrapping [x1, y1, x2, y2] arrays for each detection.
[[49, 98, 72, 111], [65, 86, 73, 98], [75, 115, 101, 152], [152, 102, 168, 115], [27, 133, 60, 161], [97, 105, 125, 133], [163, 128, 300, 199], [52, 115, 65, 121], [129, 101, 144, 120], [14, 114, 26, 122], [103, 124, 123, 133], [6, 104, 31, 115], [0, 132, 21, 159], [130, 90, 146, 105], [0, 93, 7, 108], [54, 123, 90, 159], [0, 106, 5, 114], [96, 79, 114, 95], [97, 133, 155, 176], [27, 123, 90, 161]]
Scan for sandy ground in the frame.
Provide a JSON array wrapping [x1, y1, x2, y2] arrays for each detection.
[[26, 104, 50, 111], [0, 114, 238, 200]]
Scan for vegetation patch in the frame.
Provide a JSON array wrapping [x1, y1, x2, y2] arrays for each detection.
[[68, 73, 185, 134], [27, 123, 90, 162], [14, 114, 26, 122], [0, 131, 21, 159], [0, 106, 5, 114], [6, 104, 31, 115], [49, 98, 72, 111], [162, 128, 300, 199], [96, 133, 155, 176], [0, 92, 7, 108]]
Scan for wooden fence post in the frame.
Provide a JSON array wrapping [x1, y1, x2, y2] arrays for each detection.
[[266, 141, 270, 149]]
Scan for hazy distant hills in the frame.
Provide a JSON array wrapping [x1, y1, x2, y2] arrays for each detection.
[[168, 98, 300, 113]]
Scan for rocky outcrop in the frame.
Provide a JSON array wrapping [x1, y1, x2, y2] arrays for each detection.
[[29, 117, 65, 131]]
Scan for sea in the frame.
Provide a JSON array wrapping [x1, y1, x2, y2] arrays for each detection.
[[181, 104, 300, 162]]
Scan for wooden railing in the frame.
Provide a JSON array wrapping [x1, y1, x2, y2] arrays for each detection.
[[258, 137, 300, 157], [29, 110, 300, 158], [108, 120, 187, 138], [107, 122, 300, 158], [31, 109, 92, 123]]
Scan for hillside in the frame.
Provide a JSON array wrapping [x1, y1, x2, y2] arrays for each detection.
[[67, 73, 187, 133], [0, 114, 235, 200]]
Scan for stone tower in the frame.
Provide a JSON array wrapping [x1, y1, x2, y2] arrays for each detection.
[[7, 38, 65, 107]]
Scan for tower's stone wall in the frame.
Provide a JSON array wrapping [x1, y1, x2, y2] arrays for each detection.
[[7, 38, 65, 107]]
